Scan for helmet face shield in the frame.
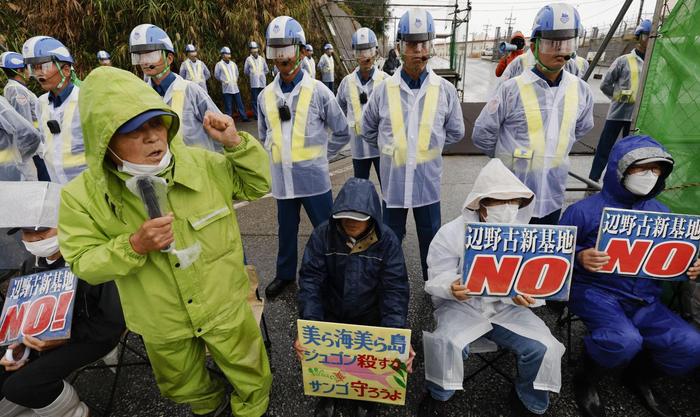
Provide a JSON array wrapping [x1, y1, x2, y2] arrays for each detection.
[[354, 47, 377, 60], [131, 50, 163, 66], [538, 37, 578, 55], [267, 45, 298, 61], [27, 61, 56, 77], [400, 40, 434, 58]]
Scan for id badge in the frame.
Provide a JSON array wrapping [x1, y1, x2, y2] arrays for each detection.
[[513, 148, 533, 159], [381, 143, 395, 156]]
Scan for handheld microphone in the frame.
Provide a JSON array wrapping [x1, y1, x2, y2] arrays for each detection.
[[136, 177, 173, 252]]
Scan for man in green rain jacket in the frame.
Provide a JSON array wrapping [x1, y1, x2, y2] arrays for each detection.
[[57, 66, 272, 417]]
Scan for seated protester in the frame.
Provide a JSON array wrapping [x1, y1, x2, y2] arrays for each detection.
[[295, 177, 412, 417], [420, 159, 565, 417], [0, 182, 125, 417], [560, 135, 700, 417], [58, 67, 273, 417]]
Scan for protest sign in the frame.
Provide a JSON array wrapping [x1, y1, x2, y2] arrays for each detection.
[[596, 208, 700, 281], [297, 319, 411, 406], [462, 223, 577, 301], [0, 268, 77, 345]]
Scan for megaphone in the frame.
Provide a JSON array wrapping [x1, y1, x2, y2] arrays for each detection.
[[499, 42, 518, 54]]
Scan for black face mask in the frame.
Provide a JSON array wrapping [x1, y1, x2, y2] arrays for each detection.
[[278, 104, 291, 121], [359, 92, 368, 104], [513, 38, 525, 49]]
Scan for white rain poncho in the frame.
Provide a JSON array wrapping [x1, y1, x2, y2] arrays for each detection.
[[361, 68, 465, 208], [600, 50, 644, 121], [500, 49, 587, 82], [4, 79, 38, 124], [214, 60, 241, 94], [0, 96, 41, 181], [336, 68, 390, 160], [257, 70, 349, 199], [178, 58, 210, 92], [302, 56, 316, 78], [317, 54, 335, 83], [423, 158, 565, 392], [147, 73, 224, 153], [35, 86, 86, 184], [472, 69, 594, 218], [244, 55, 269, 89]]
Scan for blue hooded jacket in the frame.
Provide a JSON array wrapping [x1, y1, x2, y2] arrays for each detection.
[[560, 135, 674, 303], [298, 178, 410, 328]]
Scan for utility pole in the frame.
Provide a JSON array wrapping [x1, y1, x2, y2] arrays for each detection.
[[504, 11, 516, 40], [637, 0, 645, 25]]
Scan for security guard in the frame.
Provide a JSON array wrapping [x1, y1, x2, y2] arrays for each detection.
[[243, 41, 269, 121], [302, 44, 316, 78], [215, 46, 249, 122], [362, 8, 465, 281], [257, 16, 349, 298], [336, 27, 389, 183], [180, 44, 211, 92], [96, 50, 112, 66], [473, 3, 594, 225], [317, 43, 335, 93], [129, 24, 222, 152], [588, 19, 651, 184], [22, 36, 86, 184]]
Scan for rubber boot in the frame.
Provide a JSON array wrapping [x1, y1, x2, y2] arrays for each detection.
[[33, 382, 89, 417], [573, 351, 607, 417], [622, 352, 679, 417]]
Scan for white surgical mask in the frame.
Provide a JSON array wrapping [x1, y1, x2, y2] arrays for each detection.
[[484, 203, 519, 224], [23, 235, 60, 258], [109, 147, 172, 176], [624, 170, 659, 196]]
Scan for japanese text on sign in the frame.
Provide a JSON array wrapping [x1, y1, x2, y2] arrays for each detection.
[[462, 223, 577, 301], [297, 320, 411, 406]]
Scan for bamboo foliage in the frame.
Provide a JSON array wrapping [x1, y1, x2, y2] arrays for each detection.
[[0, 0, 323, 103]]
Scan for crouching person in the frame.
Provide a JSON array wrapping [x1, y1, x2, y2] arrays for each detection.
[[560, 135, 700, 417], [419, 159, 565, 416], [295, 178, 413, 417], [57, 67, 273, 417], [0, 182, 125, 417]]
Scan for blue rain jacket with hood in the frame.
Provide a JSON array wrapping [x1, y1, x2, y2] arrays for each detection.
[[298, 177, 410, 328], [560, 135, 700, 374]]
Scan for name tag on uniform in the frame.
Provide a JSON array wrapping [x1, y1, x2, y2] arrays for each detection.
[[513, 148, 533, 159], [381, 143, 395, 156]]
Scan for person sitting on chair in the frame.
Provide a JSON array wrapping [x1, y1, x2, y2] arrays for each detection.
[[419, 159, 565, 417], [560, 135, 700, 417], [0, 181, 125, 417], [294, 177, 413, 417]]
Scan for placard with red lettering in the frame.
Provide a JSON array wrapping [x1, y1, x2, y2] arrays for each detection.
[[0, 268, 77, 346], [297, 320, 411, 406], [595, 208, 700, 281], [462, 223, 577, 301]]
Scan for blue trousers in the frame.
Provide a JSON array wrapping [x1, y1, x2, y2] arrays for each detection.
[[223, 93, 249, 121], [529, 209, 561, 226], [383, 202, 440, 281], [352, 158, 381, 186], [569, 284, 700, 375], [250, 87, 263, 120], [275, 191, 333, 281], [323, 81, 335, 94], [426, 324, 550, 414], [588, 119, 631, 182]]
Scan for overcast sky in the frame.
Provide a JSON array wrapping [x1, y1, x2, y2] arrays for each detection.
[[383, 0, 658, 42]]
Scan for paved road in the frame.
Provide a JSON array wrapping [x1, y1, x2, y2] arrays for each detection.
[[57, 153, 700, 417]]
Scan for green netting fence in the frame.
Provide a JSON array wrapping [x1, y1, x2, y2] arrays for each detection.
[[636, 0, 700, 214]]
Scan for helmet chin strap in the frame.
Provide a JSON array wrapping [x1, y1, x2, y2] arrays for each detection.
[[533, 38, 561, 74], [285, 48, 302, 76], [152, 51, 171, 80]]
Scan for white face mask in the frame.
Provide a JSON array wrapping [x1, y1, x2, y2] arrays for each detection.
[[23, 235, 60, 258], [624, 170, 659, 196], [109, 147, 172, 176], [484, 203, 519, 224]]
